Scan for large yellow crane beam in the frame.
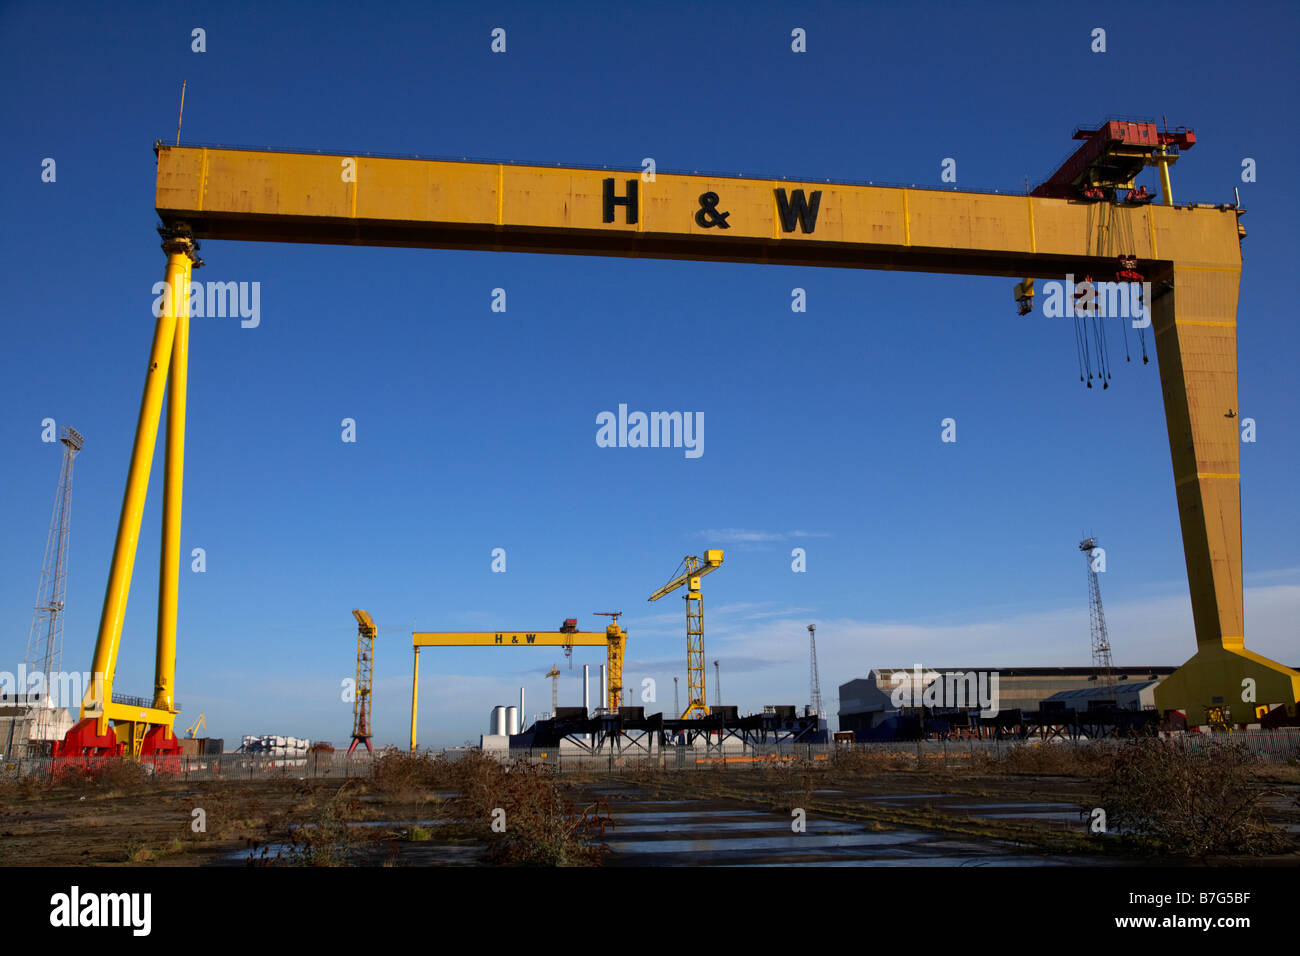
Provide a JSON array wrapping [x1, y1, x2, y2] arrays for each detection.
[[408, 626, 626, 750], [649, 550, 724, 719], [153, 144, 1243, 276]]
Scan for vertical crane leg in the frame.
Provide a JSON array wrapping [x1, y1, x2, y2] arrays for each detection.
[[153, 245, 190, 719], [409, 646, 420, 752], [1152, 266, 1300, 723], [605, 626, 624, 712], [59, 227, 197, 756]]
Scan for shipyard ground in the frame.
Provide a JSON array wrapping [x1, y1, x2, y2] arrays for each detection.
[[2, 754, 1297, 867]]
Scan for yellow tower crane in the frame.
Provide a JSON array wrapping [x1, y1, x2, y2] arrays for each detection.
[[648, 550, 724, 719], [545, 665, 560, 716], [348, 609, 377, 755]]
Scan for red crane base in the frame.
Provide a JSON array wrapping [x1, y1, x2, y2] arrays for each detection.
[[52, 718, 184, 774]]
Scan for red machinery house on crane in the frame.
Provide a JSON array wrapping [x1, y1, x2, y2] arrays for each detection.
[[1032, 120, 1195, 204], [1022, 120, 1196, 318]]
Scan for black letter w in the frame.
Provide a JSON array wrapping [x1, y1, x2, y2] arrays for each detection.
[[774, 188, 822, 234]]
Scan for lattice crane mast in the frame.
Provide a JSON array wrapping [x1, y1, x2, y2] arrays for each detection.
[[349, 609, 377, 754], [648, 550, 724, 719], [545, 665, 560, 716]]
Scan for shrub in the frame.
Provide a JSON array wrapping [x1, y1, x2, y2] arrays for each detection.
[[453, 757, 613, 866], [1097, 739, 1289, 858]]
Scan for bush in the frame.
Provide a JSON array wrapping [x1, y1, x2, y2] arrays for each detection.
[[56, 758, 151, 792], [1098, 739, 1289, 858], [453, 757, 613, 866], [976, 741, 1116, 777], [828, 747, 914, 775], [370, 749, 454, 796]]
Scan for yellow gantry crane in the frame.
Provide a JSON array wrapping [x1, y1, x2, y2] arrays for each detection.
[[649, 550, 724, 719], [57, 128, 1292, 764], [185, 712, 205, 738], [408, 620, 626, 750]]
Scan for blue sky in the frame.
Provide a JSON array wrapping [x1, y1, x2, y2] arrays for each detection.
[[1, 0, 1297, 748]]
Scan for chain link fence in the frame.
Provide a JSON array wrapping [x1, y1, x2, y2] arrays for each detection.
[[2, 729, 1296, 782]]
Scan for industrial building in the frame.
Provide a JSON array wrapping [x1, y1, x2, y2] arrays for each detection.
[[0, 696, 75, 760], [837, 666, 1176, 735]]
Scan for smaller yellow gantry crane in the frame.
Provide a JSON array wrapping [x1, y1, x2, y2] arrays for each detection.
[[649, 550, 724, 719], [185, 713, 205, 738], [408, 619, 627, 751]]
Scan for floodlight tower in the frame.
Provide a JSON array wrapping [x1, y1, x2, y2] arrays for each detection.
[[1079, 537, 1115, 690], [25, 426, 84, 738], [808, 624, 824, 717]]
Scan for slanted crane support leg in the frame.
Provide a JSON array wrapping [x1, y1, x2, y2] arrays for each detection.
[[60, 227, 197, 755], [410, 646, 420, 752], [1152, 266, 1300, 722]]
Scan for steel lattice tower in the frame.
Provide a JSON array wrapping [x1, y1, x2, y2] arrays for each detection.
[[348, 609, 377, 754], [1079, 537, 1115, 689], [25, 426, 83, 731], [546, 665, 560, 716], [808, 624, 824, 717]]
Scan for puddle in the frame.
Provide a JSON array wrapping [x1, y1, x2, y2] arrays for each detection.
[[610, 819, 857, 835], [286, 819, 451, 830], [947, 803, 1076, 811], [609, 810, 764, 824], [869, 793, 951, 801], [744, 854, 1110, 867], [606, 830, 913, 855]]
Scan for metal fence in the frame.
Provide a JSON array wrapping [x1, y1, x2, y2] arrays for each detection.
[[2, 730, 1296, 782], [1, 752, 376, 783], [513, 730, 1300, 773]]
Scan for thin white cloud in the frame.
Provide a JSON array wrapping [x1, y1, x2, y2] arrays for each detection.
[[697, 529, 832, 543]]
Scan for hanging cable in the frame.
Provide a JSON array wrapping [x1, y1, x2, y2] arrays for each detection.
[[1073, 313, 1088, 383]]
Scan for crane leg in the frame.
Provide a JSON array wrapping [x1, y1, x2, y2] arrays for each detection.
[[154, 239, 190, 721], [1151, 266, 1300, 723], [409, 646, 420, 752], [59, 227, 197, 757]]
